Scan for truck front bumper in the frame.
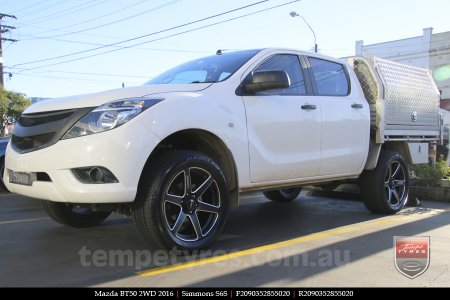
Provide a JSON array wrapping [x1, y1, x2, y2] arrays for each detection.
[[4, 122, 159, 204]]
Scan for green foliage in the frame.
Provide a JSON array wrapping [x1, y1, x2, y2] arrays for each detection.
[[410, 157, 450, 187], [0, 86, 31, 128]]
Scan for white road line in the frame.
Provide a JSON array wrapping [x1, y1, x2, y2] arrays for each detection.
[[0, 217, 50, 225]]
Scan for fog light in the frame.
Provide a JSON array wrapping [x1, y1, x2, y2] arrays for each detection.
[[72, 167, 119, 184]]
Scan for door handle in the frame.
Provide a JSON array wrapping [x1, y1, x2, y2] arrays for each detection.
[[351, 103, 363, 109], [301, 104, 317, 110]]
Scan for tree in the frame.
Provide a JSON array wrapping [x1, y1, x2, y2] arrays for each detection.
[[0, 86, 31, 134]]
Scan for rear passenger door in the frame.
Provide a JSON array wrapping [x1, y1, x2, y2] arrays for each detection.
[[306, 57, 370, 176]]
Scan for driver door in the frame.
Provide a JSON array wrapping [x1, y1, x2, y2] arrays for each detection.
[[241, 54, 322, 183]]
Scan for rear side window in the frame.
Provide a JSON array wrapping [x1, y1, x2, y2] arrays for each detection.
[[308, 58, 349, 96]]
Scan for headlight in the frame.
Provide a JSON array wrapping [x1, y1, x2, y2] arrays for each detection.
[[62, 98, 163, 139]]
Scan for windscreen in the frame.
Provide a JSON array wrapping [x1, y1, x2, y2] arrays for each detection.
[[145, 50, 260, 85]]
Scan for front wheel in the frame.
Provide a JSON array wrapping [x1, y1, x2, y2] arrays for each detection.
[[41, 201, 111, 227], [0, 157, 7, 192], [132, 151, 229, 250], [360, 151, 409, 214], [263, 187, 302, 203]]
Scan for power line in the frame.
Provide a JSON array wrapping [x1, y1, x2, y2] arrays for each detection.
[[27, 0, 181, 40], [7, 34, 211, 53], [17, 0, 71, 19], [13, 72, 144, 85], [27, 0, 149, 35], [20, 0, 301, 71], [20, 0, 109, 26], [8, 0, 53, 15], [0, 0, 35, 13], [12, 0, 270, 67], [11, 68, 152, 79], [16, 0, 97, 24], [18, 25, 125, 41]]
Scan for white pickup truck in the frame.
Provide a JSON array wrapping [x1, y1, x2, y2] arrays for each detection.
[[5, 48, 441, 250]]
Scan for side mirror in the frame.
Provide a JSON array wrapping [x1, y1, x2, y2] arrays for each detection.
[[244, 70, 290, 94]]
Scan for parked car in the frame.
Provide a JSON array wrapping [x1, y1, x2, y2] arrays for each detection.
[[0, 137, 10, 192], [5, 48, 442, 250]]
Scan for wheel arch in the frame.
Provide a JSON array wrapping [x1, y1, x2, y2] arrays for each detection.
[[365, 141, 413, 170], [382, 142, 412, 164], [139, 129, 239, 207]]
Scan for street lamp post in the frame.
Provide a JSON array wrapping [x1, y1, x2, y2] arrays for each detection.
[[290, 11, 317, 53]]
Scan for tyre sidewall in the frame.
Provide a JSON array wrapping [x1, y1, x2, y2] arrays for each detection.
[[278, 188, 302, 200], [147, 152, 229, 250], [41, 201, 111, 227], [264, 187, 301, 203], [0, 157, 6, 192], [376, 152, 409, 213]]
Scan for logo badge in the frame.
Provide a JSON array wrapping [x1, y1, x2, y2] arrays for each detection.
[[411, 111, 418, 122], [394, 236, 430, 278]]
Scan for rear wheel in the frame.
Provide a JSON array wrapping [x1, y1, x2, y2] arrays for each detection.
[[41, 201, 111, 227], [360, 151, 409, 214], [263, 187, 302, 203], [315, 182, 340, 191], [132, 151, 229, 250]]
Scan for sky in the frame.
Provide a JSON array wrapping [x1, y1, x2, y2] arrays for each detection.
[[1, 0, 450, 98]]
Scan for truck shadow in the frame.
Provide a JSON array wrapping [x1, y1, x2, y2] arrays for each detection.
[[189, 209, 448, 287], [1, 191, 442, 287]]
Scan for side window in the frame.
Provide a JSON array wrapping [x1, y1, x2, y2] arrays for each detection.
[[252, 54, 306, 95], [308, 58, 349, 96]]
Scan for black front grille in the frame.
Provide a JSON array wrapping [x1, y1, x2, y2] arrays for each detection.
[[17, 109, 75, 127], [11, 107, 94, 153], [12, 132, 55, 152]]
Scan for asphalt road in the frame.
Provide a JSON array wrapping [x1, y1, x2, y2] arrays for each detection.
[[1, 189, 449, 287]]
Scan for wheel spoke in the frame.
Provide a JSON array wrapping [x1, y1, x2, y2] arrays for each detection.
[[188, 213, 203, 239], [387, 187, 392, 204], [393, 180, 406, 187], [197, 201, 220, 214], [184, 169, 193, 194], [162, 165, 223, 243], [193, 176, 214, 198], [391, 163, 401, 178], [165, 194, 183, 206], [384, 160, 407, 207], [387, 165, 392, 180], [391, 189, 401, 205], [170, 211, 186, 234]]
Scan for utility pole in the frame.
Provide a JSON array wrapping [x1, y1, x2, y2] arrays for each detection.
[[0, 13, 17, 88]]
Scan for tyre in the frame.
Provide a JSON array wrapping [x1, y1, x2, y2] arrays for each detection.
[[315, 182, 340, 191], [132, 151, 229, 250], [0, 157, 7, 192], [263, 187, 302, 203], [360, 151, 409, 214], [41, 201, 111, 227]]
